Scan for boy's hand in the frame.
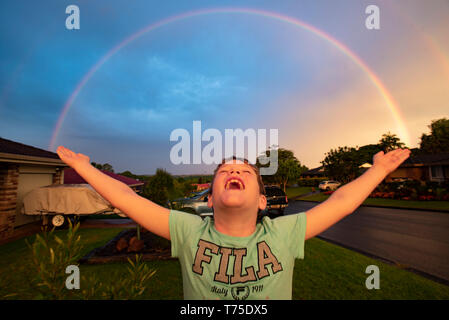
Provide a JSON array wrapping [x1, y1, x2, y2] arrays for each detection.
[[56, 145, 90, 170], [372, 148, 411, 177], [304, 147, 411, 240]]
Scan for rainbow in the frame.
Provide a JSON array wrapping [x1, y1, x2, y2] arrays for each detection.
[[386, 0, 449, 85], [49, 7, 411, 150]]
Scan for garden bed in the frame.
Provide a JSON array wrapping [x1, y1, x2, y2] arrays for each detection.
[[79, 228, 175, 264]]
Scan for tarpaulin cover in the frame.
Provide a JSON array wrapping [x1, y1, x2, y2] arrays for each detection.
[[21, 184, 125, 216]]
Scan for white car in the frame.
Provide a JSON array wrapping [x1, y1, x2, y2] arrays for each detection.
[[319, 180, 341, 191]]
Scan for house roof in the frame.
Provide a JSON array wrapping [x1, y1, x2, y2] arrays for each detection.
[[402, 153, 449, 167], [64, 168, 144, 187], [192, 183, 211, 189], [0, 137, 66, 166], [301, 166, 325, 176]]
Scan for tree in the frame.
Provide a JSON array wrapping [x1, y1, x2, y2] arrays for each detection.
[[181, 180, 196, 197], [257, 148, 308, 192], [321, 146, 361, 184], [321, 132, 406, 184], [91, 162, 114, 173], [119, 170, 137, 179], [419, 118, 449, 154], [378, 131, 405, 152], [357, 144, 383, 164], [143, 169, 174, 206]]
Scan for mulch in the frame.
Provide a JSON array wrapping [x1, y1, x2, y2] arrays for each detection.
[[79, 228, 175, 264]]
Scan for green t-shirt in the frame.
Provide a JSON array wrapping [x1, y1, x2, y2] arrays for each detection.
[[169, 209, 307, 300]]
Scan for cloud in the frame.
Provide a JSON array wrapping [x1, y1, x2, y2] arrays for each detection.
[[144, 54, 237, 113]]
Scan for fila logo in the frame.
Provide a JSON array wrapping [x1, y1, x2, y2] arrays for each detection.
[[192, 239, 283, 284]]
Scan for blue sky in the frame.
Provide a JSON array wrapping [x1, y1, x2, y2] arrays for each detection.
[[1, 0, 448, 174]]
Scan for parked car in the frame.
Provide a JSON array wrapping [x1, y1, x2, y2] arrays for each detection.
[[170, 185, 289, 220], [318, 180, 341, 191], [261, 185, 288, 219], [169, 189, 213, 217]]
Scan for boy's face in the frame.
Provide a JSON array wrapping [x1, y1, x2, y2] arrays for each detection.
[[208, 160, 266, 214]]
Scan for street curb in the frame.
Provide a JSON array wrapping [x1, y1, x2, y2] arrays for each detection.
[[293, 198, 449, 213]]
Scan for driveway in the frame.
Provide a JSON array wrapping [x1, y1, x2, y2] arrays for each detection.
[[285, 200, 449, 283]]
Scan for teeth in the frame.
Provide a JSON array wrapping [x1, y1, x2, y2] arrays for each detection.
[[225, 179, 244, 190]]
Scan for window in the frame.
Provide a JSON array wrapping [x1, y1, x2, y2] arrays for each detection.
[[430, 165, 444, 179]]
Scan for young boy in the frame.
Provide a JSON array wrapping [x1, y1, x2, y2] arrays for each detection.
[[56, 146, 410, 300]]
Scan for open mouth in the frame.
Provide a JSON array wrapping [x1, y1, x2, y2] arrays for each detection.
[[224, 176, 245, 191]]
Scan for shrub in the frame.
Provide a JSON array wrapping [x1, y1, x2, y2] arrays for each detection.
[[435, 188, 448, 201], [25, 221, 157, 300], [25, 221, 83, 299], [297, 178, 327, 187], [90, 255, 157, 300]]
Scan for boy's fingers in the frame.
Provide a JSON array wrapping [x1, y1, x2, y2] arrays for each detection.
[[392, 150, 410, 164], [57, 146, 74, 159], [57, 146, 68, 154]]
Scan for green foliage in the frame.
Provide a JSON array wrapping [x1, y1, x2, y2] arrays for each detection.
[[144, 168, 174, 205], [24, 221, 157, 300], [357, 144, 383, 164], [168, 179, 198, 200], [373, 179, 449, 201], [119, 170, 138, 179], [297, 177, 327, 187], [419, 118, 449, 154], [2, 226, 448, 299], [379, 132, 406, 152], [321, 146, 361, 184], [258, 148, 308, 191], [321, 132, 407, 184], [91, 162, 114, 173], [85, 255, 157, 300], [25, 220, 83, 299], [179, 180, 197, 197]]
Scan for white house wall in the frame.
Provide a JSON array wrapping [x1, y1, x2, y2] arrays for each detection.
[[14, 165, 55, 227]]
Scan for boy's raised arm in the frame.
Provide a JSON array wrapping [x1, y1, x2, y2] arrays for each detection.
[[304, 148, 411, 240], [56, 146, 171, 240]]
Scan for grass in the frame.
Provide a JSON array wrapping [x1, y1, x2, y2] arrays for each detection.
[[0, 227, 448, 299], [285, 187, 314, 199], [299, 193, 449, 211], [293, 237, 449, 299]]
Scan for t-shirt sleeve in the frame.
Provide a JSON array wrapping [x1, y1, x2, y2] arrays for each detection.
[[269, 212, 307, 259], [169, 209, 204, 258]]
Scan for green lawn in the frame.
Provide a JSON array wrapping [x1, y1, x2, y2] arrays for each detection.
[[285, 187, 314, 199], [0, 227, 447, 299], [299, 193, 449, 212]]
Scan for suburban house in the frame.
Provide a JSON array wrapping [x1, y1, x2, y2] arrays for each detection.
[[63, 168, 145, 193], [300, 153, 449, 184], [386, 153, 449, 183], [191, 183, 211, 191], [300, 166, 326, 179], [0, 137, 146, 242], [0, 137, 67, 241]]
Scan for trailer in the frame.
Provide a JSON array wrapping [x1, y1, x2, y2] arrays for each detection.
[[21, 183, 126, 228]]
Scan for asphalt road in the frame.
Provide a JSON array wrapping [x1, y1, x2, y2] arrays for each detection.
[[285, 200, 449, 282]]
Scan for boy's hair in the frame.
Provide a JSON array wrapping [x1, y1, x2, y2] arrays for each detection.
[[209, 156, 266, 196]]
